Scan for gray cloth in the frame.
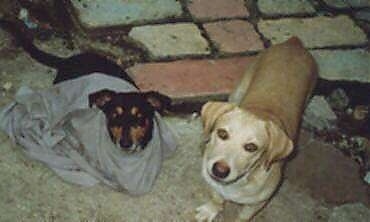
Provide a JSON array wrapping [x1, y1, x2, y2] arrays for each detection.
[[0, 73, 177, 195]]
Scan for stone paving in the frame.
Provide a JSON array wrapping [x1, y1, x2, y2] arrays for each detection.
[[70, 0, 183, 28], [129, 23, 210, 59], [188, 0, 250, 21], [258, 15, 367, 48], [322, 0, 370, 9], [258, 0, 316, 16], [127, 56, 256, 102], [64, 0, 370, 100], [311, 49, 370, 82], [0, 0, 370, 221], [203, 20, 264, 53]]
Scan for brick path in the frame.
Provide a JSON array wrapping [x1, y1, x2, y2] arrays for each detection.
[[63, 0, 370, 103]]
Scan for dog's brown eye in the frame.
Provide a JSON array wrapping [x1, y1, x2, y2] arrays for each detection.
[[244, 143, 258, 152], [217, 129, 229, 140]]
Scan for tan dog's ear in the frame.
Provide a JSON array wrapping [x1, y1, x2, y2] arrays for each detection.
[[201, 102, 236, 136], [264, 121, 294, 170]]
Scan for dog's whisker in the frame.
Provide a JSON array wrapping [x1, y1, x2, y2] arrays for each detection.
[[222, 152, 265, 185]]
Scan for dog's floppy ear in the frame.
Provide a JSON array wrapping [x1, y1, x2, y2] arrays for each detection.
[[201, 102, 236, 136], [144, 91, 172, 114], [264, 121, 293, 170], [88, 89, 117, 109]]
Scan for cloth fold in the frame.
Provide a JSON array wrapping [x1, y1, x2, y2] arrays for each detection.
[[0, 73, 177, 195]]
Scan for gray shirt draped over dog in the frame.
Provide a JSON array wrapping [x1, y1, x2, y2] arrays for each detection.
[[0, 73, 177, 195]]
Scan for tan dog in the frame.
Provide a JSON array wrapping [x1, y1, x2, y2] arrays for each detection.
[[196, 37, 318, 222]]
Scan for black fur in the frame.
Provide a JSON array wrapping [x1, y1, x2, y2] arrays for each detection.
[[0, 19, 137, 86]]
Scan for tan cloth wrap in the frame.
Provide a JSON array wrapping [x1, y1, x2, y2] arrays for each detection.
[[240, 38, 318, 140]]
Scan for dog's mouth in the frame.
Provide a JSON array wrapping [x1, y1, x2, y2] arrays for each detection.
[[207, 154, 264, 185], [207, 168, 249, 185], [115, 142, 143, 153]]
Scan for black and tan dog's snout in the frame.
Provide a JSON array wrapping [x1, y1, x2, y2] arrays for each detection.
[[211, 160, 230, 179]]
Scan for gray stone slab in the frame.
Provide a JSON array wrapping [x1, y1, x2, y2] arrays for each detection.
[[258, 0, 316, 16], [129, 23, 210, 59], [70, 0, 183, 28], [311, 49, 370, 82], [303, 96, 337, 131], [329, 203, 370, 222], [323, 0, 349, 8], [286, 138, 370, 205], [323, 0, 370, 8], [253, 181, 330, 222], [258, 15, 368, 48], [355, 9, 370, 22]]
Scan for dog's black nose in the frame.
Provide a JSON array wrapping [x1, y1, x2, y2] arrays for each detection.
[[212, 161, 230, 179], [120, 139, 132, 148]]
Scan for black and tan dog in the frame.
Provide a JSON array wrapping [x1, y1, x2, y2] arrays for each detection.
[[0, 19, 171, 152]]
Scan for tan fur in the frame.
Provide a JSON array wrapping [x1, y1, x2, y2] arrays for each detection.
[[201, 102, 237, 139], [110, 126, 123, 144], [196, 37, 317, 222], [130, 119, 150, 144]]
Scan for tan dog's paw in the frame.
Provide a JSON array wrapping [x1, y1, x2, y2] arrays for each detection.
[[195, 202, 223, 222]]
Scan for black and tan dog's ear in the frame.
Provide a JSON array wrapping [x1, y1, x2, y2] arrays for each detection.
[[264, 121, 293, 170], [201, 102, 236, 137], [144, 91, 172, 114], [88, 89, 117, 109]]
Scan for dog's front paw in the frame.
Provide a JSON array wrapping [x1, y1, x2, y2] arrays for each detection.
[[195, 202, 222, 222]]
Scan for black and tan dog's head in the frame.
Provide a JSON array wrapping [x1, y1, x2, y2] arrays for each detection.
[[89, 89, 171, 152]]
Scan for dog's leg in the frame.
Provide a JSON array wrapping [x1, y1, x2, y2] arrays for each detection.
[[237, 201, 267, 222], [196, 190, 225, 222], [228, 58, 258, 105]]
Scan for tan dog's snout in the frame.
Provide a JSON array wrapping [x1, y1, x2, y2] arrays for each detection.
[[211, 160, 230, 179]]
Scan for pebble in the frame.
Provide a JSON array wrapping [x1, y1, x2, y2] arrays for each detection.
[[303, 96, 337, 131], [353, 105, 368, 121], [2, 82, 12, 91], [326, 88, 349, 111], [364, 172, 370, 184]]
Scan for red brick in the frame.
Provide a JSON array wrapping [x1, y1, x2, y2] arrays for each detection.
[[127, 56, 257, 103], [204, 20, 264, 53], [188, 0, 249, 20]]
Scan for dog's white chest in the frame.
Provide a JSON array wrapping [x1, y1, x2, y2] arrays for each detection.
[[205, 174, 263, 204], [203, 164, 280, 204]]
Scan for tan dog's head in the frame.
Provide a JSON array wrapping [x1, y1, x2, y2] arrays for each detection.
[[201, 102, 293, 184]]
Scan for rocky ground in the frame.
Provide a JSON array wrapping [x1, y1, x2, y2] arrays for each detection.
[[0, 0, 369, 221]]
